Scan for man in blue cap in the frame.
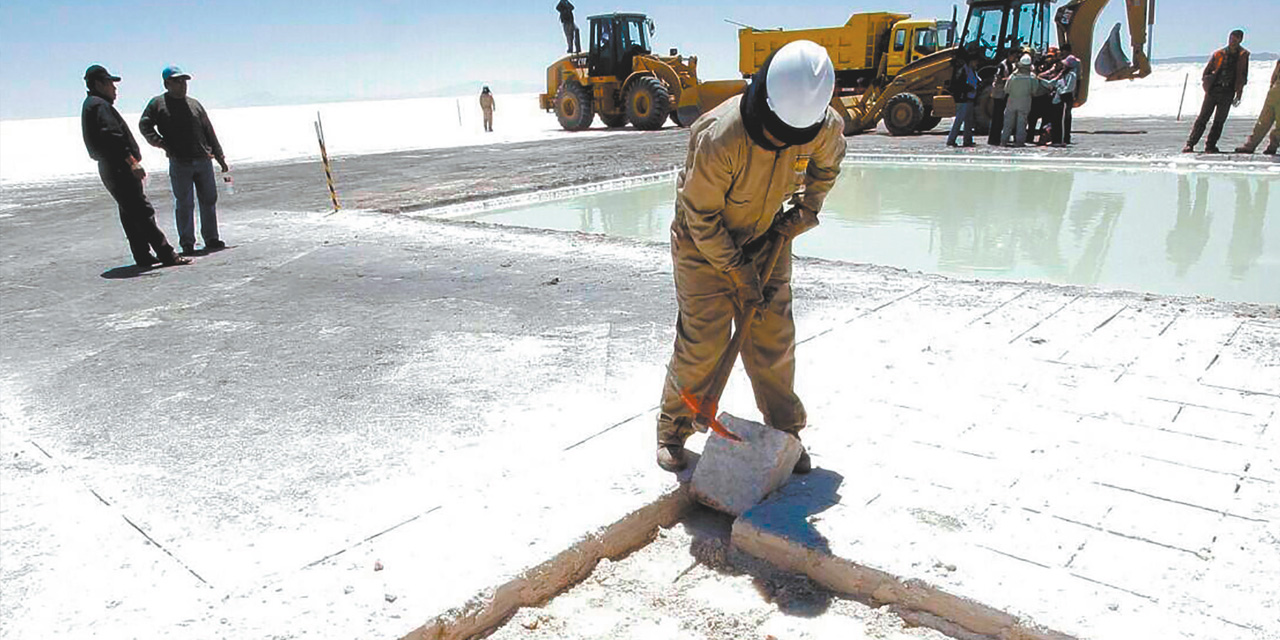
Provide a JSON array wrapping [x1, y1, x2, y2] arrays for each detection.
[[81, 64, 190, 269], [139, 65, 229, 255]]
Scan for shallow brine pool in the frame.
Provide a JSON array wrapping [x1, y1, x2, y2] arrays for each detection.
[[447, 162, 1279, 304]]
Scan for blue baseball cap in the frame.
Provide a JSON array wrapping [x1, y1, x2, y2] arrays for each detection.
[[161, 65, 191, 81]]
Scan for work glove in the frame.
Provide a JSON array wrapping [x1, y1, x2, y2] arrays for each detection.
[[725, 262, 765, 313], [770, 206, 820, 241]]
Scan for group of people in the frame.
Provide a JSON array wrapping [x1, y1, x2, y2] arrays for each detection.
[[1184, 29, 1278, 155], [81, 64, 228, 269], [945, 28, 1278, 155], [947, 45, 1080, 148]]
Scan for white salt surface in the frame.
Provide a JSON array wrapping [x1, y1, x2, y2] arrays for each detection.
[[1076, 60, 1274, 118], [1, 61, 1273, 186], [0, 92, 611, 185]]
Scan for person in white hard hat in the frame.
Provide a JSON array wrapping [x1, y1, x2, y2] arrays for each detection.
[[1001, 54, 1052, 147], [655, 40, 847, 473]]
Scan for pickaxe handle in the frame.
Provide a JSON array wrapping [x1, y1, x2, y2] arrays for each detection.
[[692, 234, 787, 436]]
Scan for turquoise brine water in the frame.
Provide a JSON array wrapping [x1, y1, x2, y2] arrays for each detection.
[[451, 164, 1279, 304]]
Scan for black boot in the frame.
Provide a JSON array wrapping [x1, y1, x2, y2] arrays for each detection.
[[656, 444, 687, 472], [793, 447, 812, 474]]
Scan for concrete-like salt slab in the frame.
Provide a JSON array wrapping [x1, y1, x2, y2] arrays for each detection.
[[691, 413, 802, 516]]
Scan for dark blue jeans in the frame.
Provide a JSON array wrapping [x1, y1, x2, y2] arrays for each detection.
[[948, 101, 976, 145], [168, 157, 219, 249]]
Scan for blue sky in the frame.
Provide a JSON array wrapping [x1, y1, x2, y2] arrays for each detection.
[[1, 0, 1275, 119]]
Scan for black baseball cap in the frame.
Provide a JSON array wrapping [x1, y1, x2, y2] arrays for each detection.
[[84, 65, 121, 82]]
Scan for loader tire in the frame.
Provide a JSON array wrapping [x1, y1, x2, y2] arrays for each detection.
[[600, 112, 629, 128], [973, 86, 994, 136], [916, 107, 942, 132], [884, 93, 924, 136], [555, 82, 595, 131], [626, 76, 671, 131]]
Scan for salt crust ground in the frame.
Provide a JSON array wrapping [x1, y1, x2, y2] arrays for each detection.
[[488, 508, 951, 640], [1, 125, 1277, 640]]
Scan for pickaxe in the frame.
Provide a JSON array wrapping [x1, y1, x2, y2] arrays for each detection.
[[678, 233, 787, 443]]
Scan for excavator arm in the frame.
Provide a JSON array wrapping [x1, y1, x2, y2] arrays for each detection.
[[1055, 0, 1154, 105]]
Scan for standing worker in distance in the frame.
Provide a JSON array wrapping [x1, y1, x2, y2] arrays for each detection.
[[480, 86, 496, 133], [656, 41, 847, 474], [1235, 60, 1279, 155], [1048, 49, 1080, 147], [946, 54, 979, 147], [988, 49, 1020, 146], [81, 65, 191, 269], [1184, 29, 1250, 154], [556, 0, 579, 54], [139, 65, 229, 255]]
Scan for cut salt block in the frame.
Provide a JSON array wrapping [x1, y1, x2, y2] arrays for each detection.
[[691, 412, 803, 516]]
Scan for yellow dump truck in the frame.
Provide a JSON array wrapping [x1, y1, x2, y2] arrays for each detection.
[[739, 12, 957, 135]]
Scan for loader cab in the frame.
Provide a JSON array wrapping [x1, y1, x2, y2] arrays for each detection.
[[587, 13, 654, 79], [959, 0, 1052, 63], [887, 19, 958, 74]]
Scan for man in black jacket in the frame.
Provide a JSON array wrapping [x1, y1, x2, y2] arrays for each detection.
[[81, 65, 190, 269], [556, 0, 579, 53], [140, 66, 229, 255]]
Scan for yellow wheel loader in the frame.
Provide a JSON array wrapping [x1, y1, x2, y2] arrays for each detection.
[[539, 12, 747, 131]]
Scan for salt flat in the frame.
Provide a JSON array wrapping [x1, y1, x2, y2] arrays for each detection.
[[1, 117, 1277, 639]]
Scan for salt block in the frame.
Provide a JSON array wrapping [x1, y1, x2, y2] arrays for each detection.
[[691, 412, 803, 516]]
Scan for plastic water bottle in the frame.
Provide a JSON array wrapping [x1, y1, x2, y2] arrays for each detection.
[[221, 171, 235, 195]]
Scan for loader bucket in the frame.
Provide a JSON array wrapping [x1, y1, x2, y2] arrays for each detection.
[[696, 79, 748, 115], [1095, 23, 1133, 80]]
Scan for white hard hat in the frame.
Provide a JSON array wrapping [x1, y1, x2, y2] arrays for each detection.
[[1019, 54, 1033, 67], [764, 40, 835, 129]]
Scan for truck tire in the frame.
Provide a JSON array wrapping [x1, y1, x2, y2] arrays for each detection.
[[626, 76, 671, 131], [600, 112, 628, 128], [555, 82, 595, 131], [884, 93, 924, 136]]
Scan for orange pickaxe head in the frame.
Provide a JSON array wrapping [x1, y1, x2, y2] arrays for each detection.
[[679, 388, 743, 443]]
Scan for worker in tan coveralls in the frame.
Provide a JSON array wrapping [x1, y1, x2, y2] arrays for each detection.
[[479, 86, 495, 133], [1235, 60, 1279, 155], [657, 40, 846, 473]]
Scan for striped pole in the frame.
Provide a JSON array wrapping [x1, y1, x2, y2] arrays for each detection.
[[315, 112, 340, 211], [1176, 73, 1189, 122]]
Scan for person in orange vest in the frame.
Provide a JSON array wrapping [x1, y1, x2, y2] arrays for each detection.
[[1184, 29, 1250, 154]]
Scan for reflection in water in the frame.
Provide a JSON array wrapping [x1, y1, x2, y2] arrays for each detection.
[[461, 165, 1278, 304], [1066, 192, 1124, 286], [1167, 176, 1213, 277], [1229, 178, 1268, 279], [576, 183, 672, 239], [827, 167, 1076, 275]]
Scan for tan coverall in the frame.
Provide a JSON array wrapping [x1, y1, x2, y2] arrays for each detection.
[[657, 95, 847, 446], [1241, 60, 1280, 152], [480, 93, 495, 132]]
